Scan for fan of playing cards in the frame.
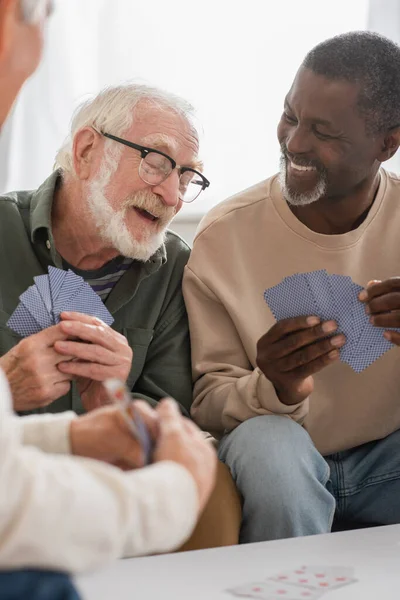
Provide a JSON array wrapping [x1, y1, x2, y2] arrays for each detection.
[[227, 564, 357, 599], [7, 266, 113, 337], [264, 269, 400, 373]]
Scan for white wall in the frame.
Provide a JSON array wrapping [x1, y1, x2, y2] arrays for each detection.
[[2, 0, 369, 218], [171, 218, 200, 247]]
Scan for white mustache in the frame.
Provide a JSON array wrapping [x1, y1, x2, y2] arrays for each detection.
[[123, 191, 175, 223]]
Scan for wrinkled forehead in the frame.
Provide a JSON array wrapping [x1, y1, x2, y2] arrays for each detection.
[[128, 101, 199, 160]]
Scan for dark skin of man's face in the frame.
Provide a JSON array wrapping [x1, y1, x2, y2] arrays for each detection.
[[277, 66, 400, 235]]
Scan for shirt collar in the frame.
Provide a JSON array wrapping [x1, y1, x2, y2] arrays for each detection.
[[30, 169, 60, 244]]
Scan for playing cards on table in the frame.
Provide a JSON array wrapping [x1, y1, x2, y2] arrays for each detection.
[[7, 266, 113, 337], [226, 565, 357, 599], [263, 269, 400, 373]]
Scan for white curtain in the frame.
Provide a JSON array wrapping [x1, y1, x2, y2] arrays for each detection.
[[2, 0, 369, 216]]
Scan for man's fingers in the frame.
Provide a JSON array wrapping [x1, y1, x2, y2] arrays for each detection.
[[290, 348, 340, 379], [156, 397, 181, 417], [370, 311, 400, 328], [156, 398, 184, 433], [54, 340, 119, 365], [60, 312, 106, 326], [53, 351, 76, 365], [271, 320, 338, 359], [130, 400, 159, 440], [59, 320, 116, 350], [60, 316, 128, 348], [359, 278, 400, 302], [278, 335, 345, 372], [367, 293, 400, 316], [27, 323, 69, 348], [57, 360, 125, 381], [261, 315, 321, 344], [384, 330, 400, 345]]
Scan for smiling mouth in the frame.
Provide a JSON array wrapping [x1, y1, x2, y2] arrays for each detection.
[[133, 207, 159, 222], [289, 161, 317, 172]]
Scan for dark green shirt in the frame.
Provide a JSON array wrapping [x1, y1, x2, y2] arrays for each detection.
[[0, 171, 193, 416]]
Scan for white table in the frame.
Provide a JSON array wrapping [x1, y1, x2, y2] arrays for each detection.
[[75, 525, 400, 599]]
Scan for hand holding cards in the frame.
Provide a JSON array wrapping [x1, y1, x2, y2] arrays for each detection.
[[4, 267, 123, 412], [263, 270, 400, 373], [69, 395, 156, 469], [256, 314, 344, 406], [7, 266, 113, 337], [103, 378, 153, 465]]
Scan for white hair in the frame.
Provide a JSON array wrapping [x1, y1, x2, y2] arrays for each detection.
[[86, 146, 175, 261], [20, 0, 49, 23], [54, 83, 197, 175]]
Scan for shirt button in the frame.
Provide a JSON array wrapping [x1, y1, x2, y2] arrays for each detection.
[[46, 240, 51, 250]]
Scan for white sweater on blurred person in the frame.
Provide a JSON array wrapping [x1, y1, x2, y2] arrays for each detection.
[[0, 369, 197, 573]]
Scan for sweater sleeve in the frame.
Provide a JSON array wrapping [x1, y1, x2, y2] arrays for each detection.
[[0, 370, 198, 573], [19, 411, 77, 454], [183, 265, 308, 436]]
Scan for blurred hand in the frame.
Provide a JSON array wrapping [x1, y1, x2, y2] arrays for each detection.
[[54, 312, 133, 412], [256, 316, 346, 405], [359, 278, 400, 345], [0, 324, 74, 411], [152, 398, 217, 515], [70, 400, 159, 469]]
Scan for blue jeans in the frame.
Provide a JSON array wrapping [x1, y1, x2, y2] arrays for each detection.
[[218, 415, 400, 543], [0, 570, 81, 600]]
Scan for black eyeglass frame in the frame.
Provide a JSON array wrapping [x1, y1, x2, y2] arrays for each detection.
[[101, 131, 210, 199]]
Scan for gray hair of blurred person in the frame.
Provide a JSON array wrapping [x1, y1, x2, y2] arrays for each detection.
[[20, 0, 52, 23], [54, 83, 199, 180]]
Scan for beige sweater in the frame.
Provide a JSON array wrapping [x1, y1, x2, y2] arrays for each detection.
[[183, 169, 400, 455], [0, 370, 198, 572]]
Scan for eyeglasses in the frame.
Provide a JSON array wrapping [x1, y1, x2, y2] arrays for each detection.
[[101, 131, 210, 203]]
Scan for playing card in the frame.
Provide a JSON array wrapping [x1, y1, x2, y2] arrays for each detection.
[[104, 380, 153, 465], [328, 274, 360, 360], [20, 285, 53, 329], [337, 279, 399, 371], [303, 270, 335, 323], [263, 271, 400, 373], [34, 274, 53, 318], [269, 565, 356, 592], [8, 265, 114, 338], [347, 282, 368, 351], [263, 274, 318, 321], [226, 581, 322, 599], [53, 269, 86, 316], [342, 336, 394, 373], [132, 403, 153, 464], [60, 283, 114, 326], [351, 309, 396, 358], [48, 266, 67, 322], [7, 303, 42, 337]]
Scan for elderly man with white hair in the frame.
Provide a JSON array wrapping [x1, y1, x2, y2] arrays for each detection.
[[0, 82, 209, 416]]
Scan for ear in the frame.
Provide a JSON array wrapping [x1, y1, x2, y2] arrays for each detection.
[[377, 128, 400, 163], [0, 0, 18, 64], [72, 127, 103, 180]]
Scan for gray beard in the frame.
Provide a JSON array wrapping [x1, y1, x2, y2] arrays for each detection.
[[279, 154, 327, 207]]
